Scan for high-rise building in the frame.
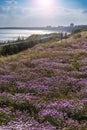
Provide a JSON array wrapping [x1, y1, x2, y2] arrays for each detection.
[[70, 23, 74, 27]]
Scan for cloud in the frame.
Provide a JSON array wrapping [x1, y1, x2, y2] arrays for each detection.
[[5, 0, 18, 5], [0, 1, 87, 27], [0, 5, 10, 12], [82, 10, 87, 14], [0, 0, 18, 13]]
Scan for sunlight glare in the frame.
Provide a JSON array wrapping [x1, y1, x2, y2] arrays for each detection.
[[36, 0, 54, 8]]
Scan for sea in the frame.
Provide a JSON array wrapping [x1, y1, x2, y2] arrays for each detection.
[[0, 29, 57, 42]]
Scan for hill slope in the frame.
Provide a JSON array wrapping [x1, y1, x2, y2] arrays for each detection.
[[0, 31, 87, 130]]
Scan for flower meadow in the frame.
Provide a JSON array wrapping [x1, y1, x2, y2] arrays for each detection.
[[0, 32, 87, 130]]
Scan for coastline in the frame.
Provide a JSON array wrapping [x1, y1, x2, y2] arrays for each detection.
[[0, 29, 58, 42]]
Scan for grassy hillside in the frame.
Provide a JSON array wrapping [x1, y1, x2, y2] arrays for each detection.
[[0, 31, 87, 130], [0, 33, 61, 56]]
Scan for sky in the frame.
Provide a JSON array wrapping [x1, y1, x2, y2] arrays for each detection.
[[0, 0, 87, 27]]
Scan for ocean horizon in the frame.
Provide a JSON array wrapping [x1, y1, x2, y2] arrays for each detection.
[[0, 29, 57, 42]]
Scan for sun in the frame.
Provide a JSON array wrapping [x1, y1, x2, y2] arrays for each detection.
[[36, 0, 54, 8], [39, 0, 51, 7]]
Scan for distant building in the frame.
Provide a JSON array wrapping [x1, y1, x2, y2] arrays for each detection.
[[70, 23, 74, 28], [46, 26, 52, 29]]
